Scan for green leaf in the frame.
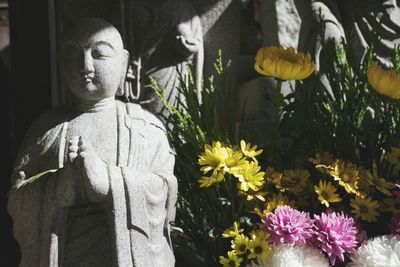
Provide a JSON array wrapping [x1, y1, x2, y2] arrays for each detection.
[[13, 169, 59, 189]]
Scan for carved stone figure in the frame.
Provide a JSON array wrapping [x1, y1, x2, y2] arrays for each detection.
[[7, 18, 177, 267], [113, 0, 204, 120], [296, 0, 400, 67], [58, 0, 204, 123]]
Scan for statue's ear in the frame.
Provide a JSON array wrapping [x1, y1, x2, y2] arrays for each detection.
[[117, 49, 130, 96]]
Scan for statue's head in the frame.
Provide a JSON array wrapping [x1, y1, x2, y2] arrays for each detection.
[[60, 18, 129, 101]]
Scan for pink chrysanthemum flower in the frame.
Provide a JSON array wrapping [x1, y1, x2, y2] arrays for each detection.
[[313, 211, 358, 265], [389, 216, 400, 235], [262, 205, 313, 246]]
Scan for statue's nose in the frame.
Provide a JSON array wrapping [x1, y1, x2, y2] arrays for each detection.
[[81, 52, 95, 74]]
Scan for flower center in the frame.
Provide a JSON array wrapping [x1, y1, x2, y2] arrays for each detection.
[[239, 244, 246, 252], [359, 205, 369, 214], [254, 245, 263, 254], [321, 191, 330, 200], [279, 52, 300, 64], [282, 177, 298, 188]]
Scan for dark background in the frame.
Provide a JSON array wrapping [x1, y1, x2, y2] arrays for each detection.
[[2, 0, 52, 266]]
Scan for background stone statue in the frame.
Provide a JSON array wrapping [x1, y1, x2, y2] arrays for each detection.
[[111, 0, 204, 122], [8, 18, 177, 267], [296, 0, 400, 68]]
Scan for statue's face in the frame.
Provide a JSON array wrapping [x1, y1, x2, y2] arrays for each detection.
[[60, 27, 128, 101]]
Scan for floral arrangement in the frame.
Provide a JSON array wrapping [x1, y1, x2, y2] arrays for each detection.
[[152, 23, 400, 267]]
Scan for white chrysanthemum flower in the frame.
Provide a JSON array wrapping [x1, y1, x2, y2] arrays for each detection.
[[349, 235, 400, 267], [247, 244, 329, 267]]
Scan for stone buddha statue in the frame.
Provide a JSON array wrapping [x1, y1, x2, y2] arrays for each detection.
[[7, 17, 177, 267]]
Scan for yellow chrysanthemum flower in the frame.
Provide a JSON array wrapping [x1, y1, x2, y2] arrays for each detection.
[[254, 193, 296, 217], [367, 61, 400, 99], [248, 231, 271, 260], [198, 171, 225, 188], [254, 46, 316, 80], [231, 234, 251, 255], [350, 196, 380, 222], [308, 152, 338, 174], [240, 140, 263, 161], [234, 161, 265, 192], [275, 169, 310, 193], [219, 251, 243, 267], [198, 141, 230, 173], [388, 147, 400, 172], [222, 221, 244, 238], [381, 197, 400, 215], [314, 180, 342, 207], [328, 161, 361, 195]]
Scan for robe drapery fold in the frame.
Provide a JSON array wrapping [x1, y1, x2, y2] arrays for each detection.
[[8, 101, 177, 267]]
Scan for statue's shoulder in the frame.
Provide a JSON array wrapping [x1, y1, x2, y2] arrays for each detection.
[[23, 105, 68, 146], [117, 100, 167, 133]]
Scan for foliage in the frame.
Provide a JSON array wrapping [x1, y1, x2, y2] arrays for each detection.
[[152, 22, 400, 266], [151, 50, 244, 267]]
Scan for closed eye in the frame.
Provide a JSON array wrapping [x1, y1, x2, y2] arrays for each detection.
[[92, 42, 116, 59]]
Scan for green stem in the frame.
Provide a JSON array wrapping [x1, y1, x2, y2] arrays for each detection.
[[273, 80, 284, 109]]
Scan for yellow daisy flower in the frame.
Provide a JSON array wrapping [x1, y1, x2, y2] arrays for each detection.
[[240, 140, 263, 161], [314, 180, 342, 207], [219, 251, 243, 267], [367, 61, 400, 99], [264, 167, 283, 185], [234, 161, 265, 192], [198, 171, 225, 188], [222, 222, 244, 238], [350, 196, 380, 222], [328, 161, 361, 195], [388, 147, 400, 172], [198, 141, 230, 174], [381, 197, 400, 215], [231, 234, 251, 255], [238, 190, 268, 202], [276, 169, 310, 193], [254, 193, 296, 217], [248, 231, 271, 260], [254, 46, 316, 80], [226, 151, 248, 174], [358, 167, 374, 194], [308, 152, 338, 173], [372, 176, 394, 196]]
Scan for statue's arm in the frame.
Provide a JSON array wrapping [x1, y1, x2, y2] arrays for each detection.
[[310, 0, 345, 42], [7, 114, 63, 265]]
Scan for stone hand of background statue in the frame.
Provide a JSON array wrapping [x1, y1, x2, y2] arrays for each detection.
[[176, 35, 201, 53], [175, 34, 201, 60]]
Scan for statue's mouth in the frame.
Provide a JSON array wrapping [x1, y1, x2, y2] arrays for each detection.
[[82, 75, 94, 83]]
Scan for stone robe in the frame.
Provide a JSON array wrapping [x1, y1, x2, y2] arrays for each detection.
[[8, 100, 177, 267]]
